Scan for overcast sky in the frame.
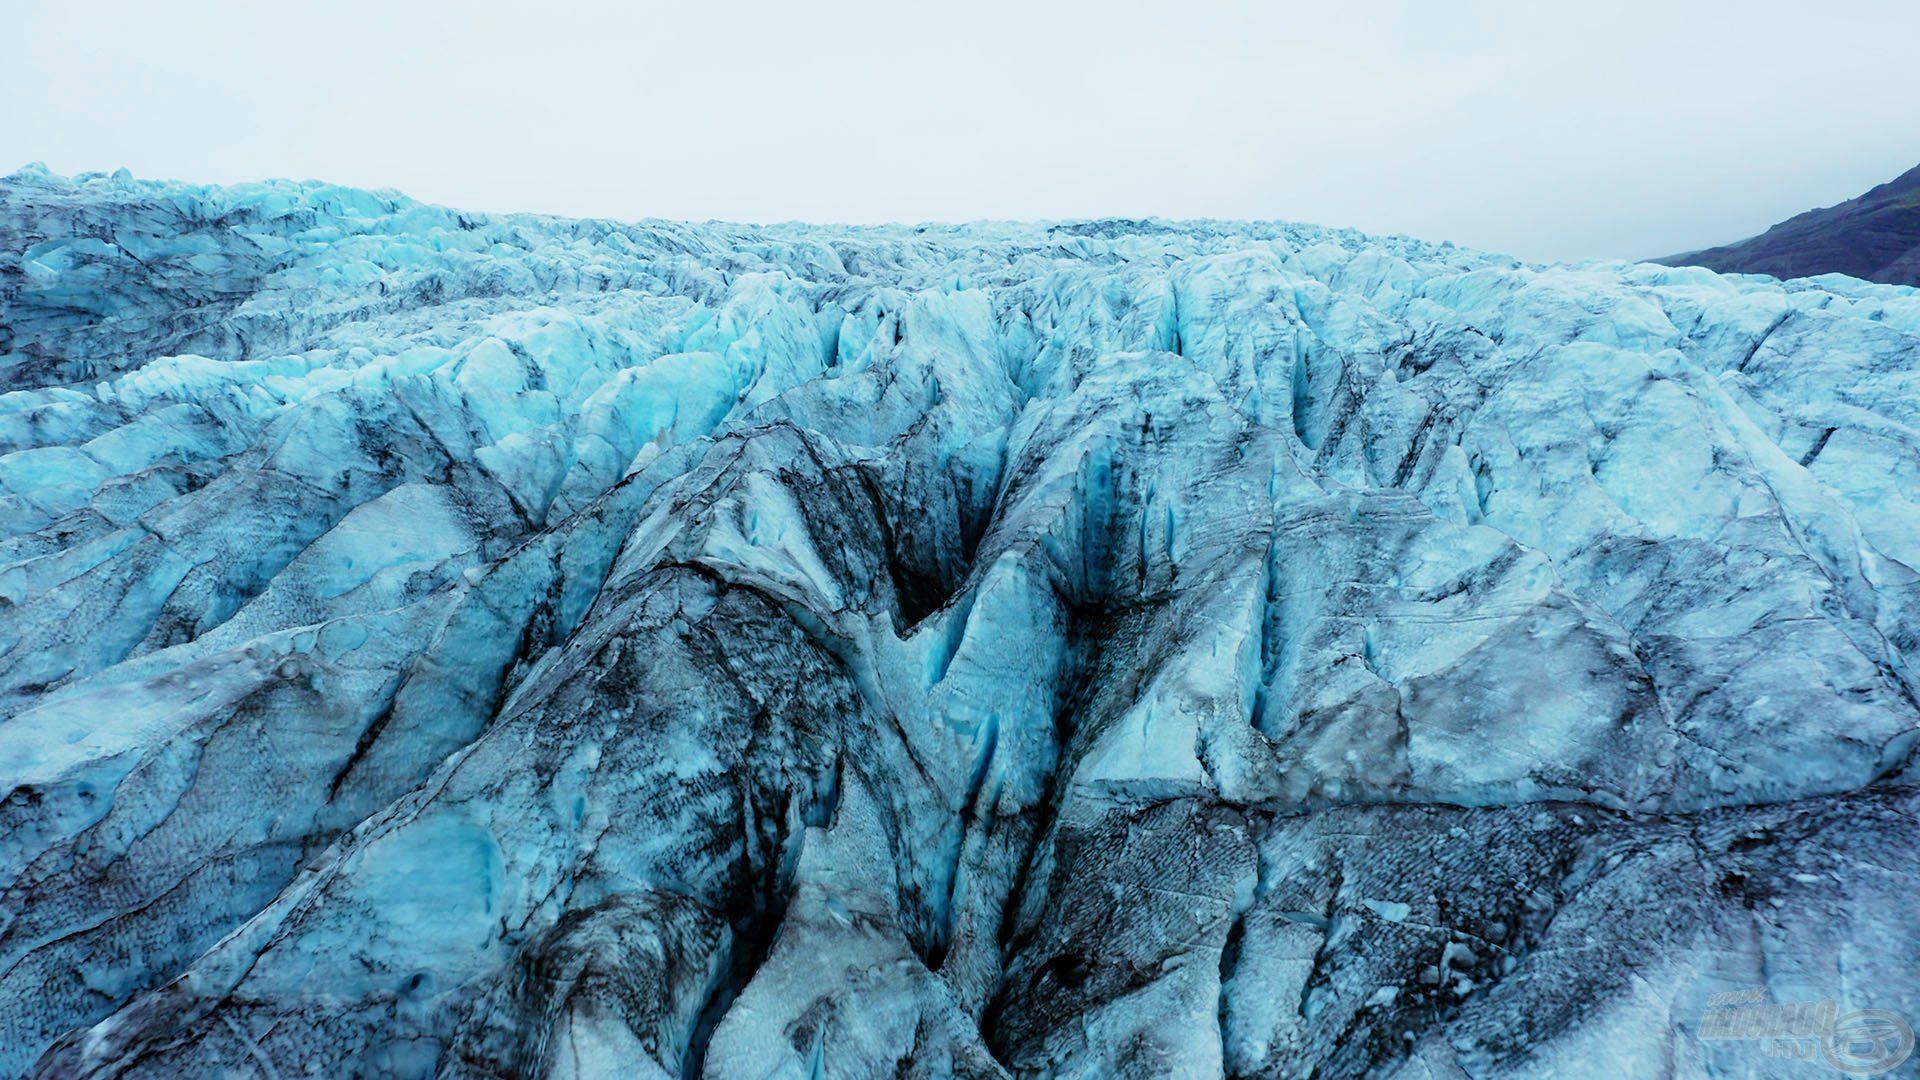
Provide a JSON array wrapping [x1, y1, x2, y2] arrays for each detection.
[[10, 1, 1920, 262]]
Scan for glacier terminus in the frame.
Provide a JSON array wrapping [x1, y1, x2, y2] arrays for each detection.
[[2, 164, 1918, 1078]]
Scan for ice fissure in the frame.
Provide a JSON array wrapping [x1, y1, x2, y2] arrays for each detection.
[[3, 167, 1919, 1077]]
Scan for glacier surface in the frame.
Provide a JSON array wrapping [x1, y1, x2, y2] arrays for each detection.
[[2, 164, 1919, 1077]]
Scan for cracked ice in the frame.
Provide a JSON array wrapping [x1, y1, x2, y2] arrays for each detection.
[[2, 165, 1918, 1077]]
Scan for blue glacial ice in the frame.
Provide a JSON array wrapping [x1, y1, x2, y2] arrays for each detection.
[[2, 164, 1919, 1077]]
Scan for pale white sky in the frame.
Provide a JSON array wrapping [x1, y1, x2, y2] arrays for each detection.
[[9, 0, 1919, 262]]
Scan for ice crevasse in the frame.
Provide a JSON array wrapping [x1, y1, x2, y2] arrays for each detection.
[[2, 164, 1919, 1077]]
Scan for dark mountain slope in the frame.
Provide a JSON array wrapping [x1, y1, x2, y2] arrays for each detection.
[[1660, 161, 1920, 285]]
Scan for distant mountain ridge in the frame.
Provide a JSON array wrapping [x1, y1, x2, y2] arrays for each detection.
[[1660, 161, 1920, 286]]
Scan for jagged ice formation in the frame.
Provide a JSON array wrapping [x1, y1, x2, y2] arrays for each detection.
[[3, 165, 1919, 1077]]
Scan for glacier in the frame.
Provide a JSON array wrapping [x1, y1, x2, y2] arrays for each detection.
[[2, 163, 1919, 1078]]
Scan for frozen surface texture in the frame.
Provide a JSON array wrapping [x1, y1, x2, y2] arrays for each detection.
[[3, 165, 1919, 1078]]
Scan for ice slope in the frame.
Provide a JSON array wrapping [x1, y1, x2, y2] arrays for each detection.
[[2, 164, 1919, 1078]]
